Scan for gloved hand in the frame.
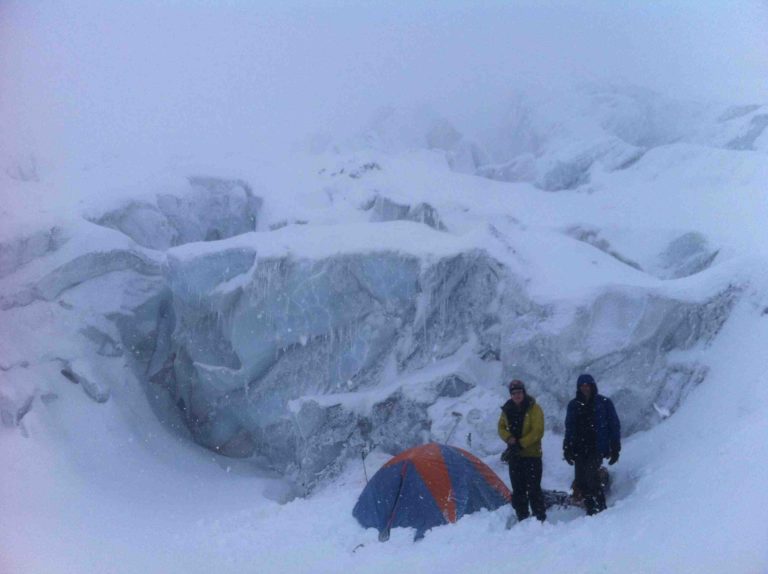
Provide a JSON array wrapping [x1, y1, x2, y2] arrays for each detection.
[[500, 443, 520, 463], [608, 442, 621, 465]]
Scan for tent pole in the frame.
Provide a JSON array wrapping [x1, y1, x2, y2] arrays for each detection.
[[444, 411, 463, 444]]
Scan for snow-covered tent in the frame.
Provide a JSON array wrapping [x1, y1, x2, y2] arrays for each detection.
[[353, 443, 510, 540]]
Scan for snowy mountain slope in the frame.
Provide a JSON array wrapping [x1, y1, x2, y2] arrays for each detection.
[[2, 82, 768, 573], [2, 293, 766, 573]]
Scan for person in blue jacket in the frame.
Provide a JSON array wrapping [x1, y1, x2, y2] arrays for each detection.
[[563, 373, 621, 515]]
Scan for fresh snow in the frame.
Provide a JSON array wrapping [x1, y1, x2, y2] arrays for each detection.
[[3, 140, 767, 573], [2, 2, 768, 573], [3, 297, 768, 574]]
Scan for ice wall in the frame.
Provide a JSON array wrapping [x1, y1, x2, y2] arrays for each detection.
[[90, 176, 262, 250], [1, 98, 754, 492], [146, 224, 504, 487], [129, 219, 736, 489], [502, 285, 737, 434], [0, 176, 262, 438]]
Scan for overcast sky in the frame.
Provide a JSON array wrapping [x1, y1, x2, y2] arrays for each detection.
[[2, 0, 767, 173]]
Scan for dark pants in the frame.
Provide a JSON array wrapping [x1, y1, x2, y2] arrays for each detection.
[[574, 454, 607, 515], [508, 456, 546, 521]]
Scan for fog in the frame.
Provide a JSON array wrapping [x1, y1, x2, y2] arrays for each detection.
[[2, 0, 767, 175]]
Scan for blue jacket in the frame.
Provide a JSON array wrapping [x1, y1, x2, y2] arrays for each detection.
[[564, 378, 621, 459]]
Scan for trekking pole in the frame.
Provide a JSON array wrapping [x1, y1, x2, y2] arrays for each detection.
[[361, 446, 369, 484], [444, 412, 463, 444]]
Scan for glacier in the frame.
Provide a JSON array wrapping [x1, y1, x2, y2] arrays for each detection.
[[139, 223, 504, 486], [77, 206, 737, 489], [1, 96, 760, 491], [1, 88, 767, 571]]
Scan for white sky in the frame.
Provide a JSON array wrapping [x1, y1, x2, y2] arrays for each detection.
[[2, 0, 767, 172]]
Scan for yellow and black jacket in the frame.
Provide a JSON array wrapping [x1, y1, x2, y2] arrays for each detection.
[[497, 396, 544, 458]]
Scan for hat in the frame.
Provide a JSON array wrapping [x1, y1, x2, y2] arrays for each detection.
[[577, 374, 595, 386], [508, 379, 526, 393]]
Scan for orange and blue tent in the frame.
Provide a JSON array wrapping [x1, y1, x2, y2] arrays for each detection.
[[353, 443, 511, 540]]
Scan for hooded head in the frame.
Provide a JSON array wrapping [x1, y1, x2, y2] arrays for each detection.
[[576, 373, 598, 400]]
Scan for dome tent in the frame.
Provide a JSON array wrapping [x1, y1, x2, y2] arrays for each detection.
[[353, 443, 511, 541]]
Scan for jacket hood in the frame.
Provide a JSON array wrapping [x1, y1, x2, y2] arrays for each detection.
[[575, 373, 598, 399]]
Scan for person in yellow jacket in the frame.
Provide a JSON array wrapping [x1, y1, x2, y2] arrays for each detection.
[[498, 379, 546, 522]]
